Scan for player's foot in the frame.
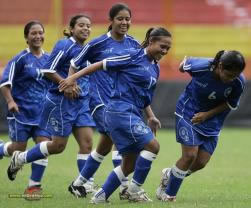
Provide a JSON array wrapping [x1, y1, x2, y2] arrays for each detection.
[[90, 188, 109, 204], [156, 168, 171, 200], [158, 192, 176, 202], [68, 182, 87, 198], [128, 189, 152, 202], [24, 185, 42, 201], [83, 181, 98, 194], [7, 151, 23, 181], [119, 186, 130, 200]]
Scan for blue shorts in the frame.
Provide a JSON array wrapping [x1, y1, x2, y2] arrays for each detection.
[[8, 118, 51, 142], [91, 105, 107, 134], [104, 102, 154, 154], [175, 116, 218, 155], [40, 94, 95, 137]]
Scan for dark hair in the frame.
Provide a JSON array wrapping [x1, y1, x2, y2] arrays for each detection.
[[211, 50, 245, 73], [107, 3, 131, 31], [63, 14, 91, 38], [24, 21, 44, 38], [141, 27, 172, 48]]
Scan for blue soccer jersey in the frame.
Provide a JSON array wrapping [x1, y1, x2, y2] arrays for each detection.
[[0, 48, 50, 125], [41, 37, 90, 98], [176, 57, 245, 136], [71, 31, 140, 110], [103, 48, 160, 110]]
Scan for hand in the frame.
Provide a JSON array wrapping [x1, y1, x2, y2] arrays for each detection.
[[191, 112, 210, 125], [147, 116, 161, 136], [63, 84, 81, 99], [59, 76, 75, 92], [8, 100, 19, 113]]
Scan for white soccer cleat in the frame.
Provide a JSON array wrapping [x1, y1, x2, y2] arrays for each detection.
[[90, 188, 109, 204], [119, 186, 130, 200], [128, 189, 153, 202], [7, 151, 23, 181], [83, 181, 98, 194], [159, 192, 176, 202], [156, 168, 171, 200]]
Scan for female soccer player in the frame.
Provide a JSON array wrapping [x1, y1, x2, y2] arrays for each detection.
[[0, 21, 50, 198], [58, 26, 172, 203], [66, 3, 160, 199], [156, 50, 246, 202], [6, 15, 96, 193]]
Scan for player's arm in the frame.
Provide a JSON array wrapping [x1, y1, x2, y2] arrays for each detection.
[[179, 56, 187, 73], [0, 85, 19, 113], [191, 102, 229, 124], [144, 105, 161, 136]]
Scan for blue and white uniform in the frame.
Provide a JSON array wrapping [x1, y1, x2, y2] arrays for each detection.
[[71, 32, 140, 133], [40, 37, 95, 137], [0, 48, 51, 142], [100, 48, 159, 154], [175, 57, 245, 154]]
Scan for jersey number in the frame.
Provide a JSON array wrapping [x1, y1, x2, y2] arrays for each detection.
[[208, 91, 216, 99]]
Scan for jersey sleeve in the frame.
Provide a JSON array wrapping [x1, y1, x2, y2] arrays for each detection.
[[226, 75, 245, 110], [41, 40, 65, 74], [181, 56, 212, 76], [0, 56, 23, 88], [103, 54, 131, 71], [70, 43, 91, 70]]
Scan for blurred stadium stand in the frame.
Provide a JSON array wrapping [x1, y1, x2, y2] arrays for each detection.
[[0, 0, 250, 131]]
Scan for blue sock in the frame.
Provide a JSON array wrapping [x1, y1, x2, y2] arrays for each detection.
[[30, 159, 48, 186], [165, 166, 187, 196], [80, 150, 104, 180], [102, 166, 125, 199], [132, 150, 157, 185], [0, 141, 11, 158], [25, 141, 49, 163], [77, 154, 89, 172], [0, 142, 4, 158], [112, 150, 122, 168]]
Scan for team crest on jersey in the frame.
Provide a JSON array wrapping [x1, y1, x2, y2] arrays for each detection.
[[50, 117, 59, 132], [179, 127, 189, 142], [224, 87, 232, 97], [133, 121, 150, 135]]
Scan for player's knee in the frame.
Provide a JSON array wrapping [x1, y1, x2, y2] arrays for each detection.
[[51, 142, 66, 154], [182, 152, 197, 164], [145, 139, 160, 154]]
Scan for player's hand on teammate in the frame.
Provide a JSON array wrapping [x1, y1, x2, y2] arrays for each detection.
[[147, 116, 161, 136], [191, 112, 210, 125], [63, 84, 81, 99], [7, 100, 19, 113], [59, 77, 76, 92]]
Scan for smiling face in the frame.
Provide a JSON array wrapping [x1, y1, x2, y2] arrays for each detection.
[[25, 24, 44, 50], [71, 16, 91, 44], [147, 36, 172, 61], [110, 9, 131, 39]]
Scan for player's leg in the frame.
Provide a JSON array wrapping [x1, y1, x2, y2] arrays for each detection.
[[90, 153, 137, 204], [127, 138, 159, 202], [24, 127, 51, 200]]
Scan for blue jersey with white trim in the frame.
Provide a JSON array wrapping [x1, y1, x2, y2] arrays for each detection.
[[0, 49, 50, 125], [104, 48, 160, 110], [42, 37, 89, 97], [176, 57, 245, 136], [71, 32, 140, 108]]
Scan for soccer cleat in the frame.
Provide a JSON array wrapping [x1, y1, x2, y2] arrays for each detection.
[[24, 185, 42, 201], [90, 188, 109, 204], [83, 181, 99, 194], [119, 187, 130, 200], [68, 182, 87, 198], [156, 168, 171, 200], [158, 192, 176, 202], [7, 151, 23, 181], [128, 189, 153, 202]]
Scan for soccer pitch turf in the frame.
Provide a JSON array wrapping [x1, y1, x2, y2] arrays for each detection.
[[0, 128, 250, 208]]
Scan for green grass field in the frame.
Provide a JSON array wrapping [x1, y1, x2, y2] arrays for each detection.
[[0, 128, 250, 208]]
